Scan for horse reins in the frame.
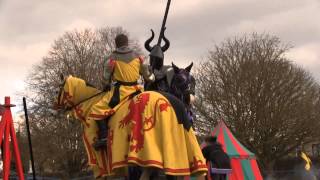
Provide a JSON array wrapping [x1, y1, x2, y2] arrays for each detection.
[[57, 80, 105, 112], [65, 91, 105, 111]]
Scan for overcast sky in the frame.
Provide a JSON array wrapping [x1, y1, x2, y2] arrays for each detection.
[[0, 0, 319, 114]]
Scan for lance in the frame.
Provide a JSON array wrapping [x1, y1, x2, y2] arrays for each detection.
[[23, 97, 36, 179], [157, 0, 171, 45], [145, 0, 171, 70]]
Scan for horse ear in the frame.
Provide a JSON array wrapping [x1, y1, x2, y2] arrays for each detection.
[[185, 62, 193, 72], [172, 62, 180, 73]]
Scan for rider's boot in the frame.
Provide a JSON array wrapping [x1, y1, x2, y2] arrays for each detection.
[[93, 119, 108, 150]]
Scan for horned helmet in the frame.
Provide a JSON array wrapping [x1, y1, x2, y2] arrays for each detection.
[[144, 29, 170, 70]]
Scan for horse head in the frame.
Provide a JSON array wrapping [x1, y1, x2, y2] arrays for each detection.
[[54, 75, 101, 111], [170, 62, 196, 106]]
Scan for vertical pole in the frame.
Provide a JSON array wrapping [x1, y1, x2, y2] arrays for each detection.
[[10, 114, 25, 179], [23, 97, 36, 179], [3, 122, 11, 180], [3, 97, 12, 180], [0, 110, 6, 145]]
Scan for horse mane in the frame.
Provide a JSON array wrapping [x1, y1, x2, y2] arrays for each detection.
[[59, 76, 104, 109]]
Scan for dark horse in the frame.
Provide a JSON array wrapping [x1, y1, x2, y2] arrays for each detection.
[[130, 63, 198, 180], [145, 62, 196, 125], [169, 63, 196, 125], [129, 63, 195, 180]]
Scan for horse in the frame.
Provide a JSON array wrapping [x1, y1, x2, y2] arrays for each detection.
[[54, 65, 207, 179], [146, 62, 196, 126], [169, 63, 196, 126], [134, 62, 197, 179]]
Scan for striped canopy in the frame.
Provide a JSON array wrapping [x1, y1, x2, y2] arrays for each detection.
[[208, 120, 263, 180]]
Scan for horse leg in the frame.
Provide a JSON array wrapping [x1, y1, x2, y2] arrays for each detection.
[[194, 175, 206, 180], [139, 167, 153, 180]]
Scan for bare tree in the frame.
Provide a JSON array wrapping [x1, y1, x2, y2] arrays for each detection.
[[194, 33, 320, 169], [22, 27, 142, 177]]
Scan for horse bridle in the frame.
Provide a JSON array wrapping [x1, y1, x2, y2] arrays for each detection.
[[171, 70, 195, 104]]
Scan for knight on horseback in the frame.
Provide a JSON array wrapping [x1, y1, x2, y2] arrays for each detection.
[[53, 0, 209, 178], [90, 34, 155, 150]]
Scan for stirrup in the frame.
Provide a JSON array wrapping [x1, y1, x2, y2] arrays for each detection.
[[93, 138, 107, 150]]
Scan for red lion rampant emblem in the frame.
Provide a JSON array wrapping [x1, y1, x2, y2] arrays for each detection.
[[119, 93, 152, 153]]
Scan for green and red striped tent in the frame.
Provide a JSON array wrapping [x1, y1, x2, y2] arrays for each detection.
[[205, 120, 263, 180]]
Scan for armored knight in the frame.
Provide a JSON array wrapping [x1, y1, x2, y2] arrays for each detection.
[[144, 29, 173, 92], [90, 34, 154, 150]]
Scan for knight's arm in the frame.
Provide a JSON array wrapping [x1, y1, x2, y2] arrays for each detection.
[[103, 57, 115, 86], [139, 56, 155, 82]]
